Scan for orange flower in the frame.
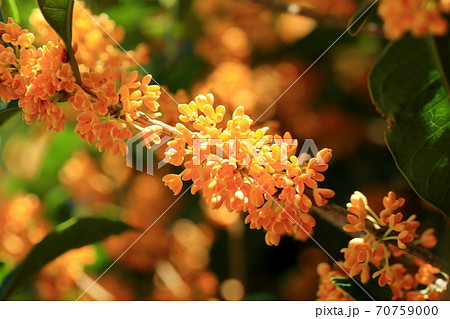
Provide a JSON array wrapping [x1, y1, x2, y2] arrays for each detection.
[[349, 262, 371, 284], [0, 17, 35, 47], [162, 174, 183, 195], [380, 191, 405, 225], [313, 188, 335, 206], [346, 191, 368, 218], [373, 266, 395, 287], [418, 228, 437, 248], [415, 263, 440, 285], [389, 263, 417, 300], [397, 230, 414, 249], [406, 291, 426, 301]]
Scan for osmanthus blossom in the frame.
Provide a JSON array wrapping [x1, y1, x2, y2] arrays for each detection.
[[0, 3, 446, 299], [317, 191, 446, 301], [0, 10, 334, 246], [161, 94, 334, 245], [0, 15, 161, 155]]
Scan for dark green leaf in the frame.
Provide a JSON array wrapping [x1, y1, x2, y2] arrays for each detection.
[[369, 35, 450, 215], [0, 0, 20, 23], [347, 0, 377, 36], [0, 217, 133, 300], [0, 100, 20, 126], [331, 277, 393, 301], [37, 0, 81, 84]]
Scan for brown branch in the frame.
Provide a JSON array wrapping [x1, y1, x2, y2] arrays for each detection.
[[244, 0, 383, 37], [308, 193, 447, 272]]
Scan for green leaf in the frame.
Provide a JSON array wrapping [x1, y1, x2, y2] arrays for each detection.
[[347, 0, 377, 36], [31, 128, 83, 193], [331, 277, 393, 301], [37, 0, 81, 84], [0, 100, 20, 126], [0, 0, 20, 23], [369, 35, 450, 215], [0, 262, 8, 283], [0, 217, 133, 300]]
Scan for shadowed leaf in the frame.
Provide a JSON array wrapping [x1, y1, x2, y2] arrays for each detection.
[[369, 35, 450, 216], [0, 217, 133, 300]]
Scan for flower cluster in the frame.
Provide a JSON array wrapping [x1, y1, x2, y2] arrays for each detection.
[[161, 94, 334, 246], [379, 0, 449, 39], [0, 3, 336, 247], [317, 191, 446, 300], [0, 7, 161, 155], [0, 18, 70, 131], [70, 69, 161, 155]]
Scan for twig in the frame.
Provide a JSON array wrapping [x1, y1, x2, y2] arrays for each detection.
[[136, 112, 183, 136], [244, 0, 383, 37]]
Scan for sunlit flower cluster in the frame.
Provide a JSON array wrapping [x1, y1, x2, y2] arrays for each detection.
[[70, 70, 161, 155], [161, 93, 334, 246], [0, 7, 161, 155], [0, 18, 69, 131], [0, 2, 337, 247], [317, 191, 446, 300], [379, 0, 449, 39]]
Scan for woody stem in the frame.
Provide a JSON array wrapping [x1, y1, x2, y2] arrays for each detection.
[[136, 112, 184, 136]]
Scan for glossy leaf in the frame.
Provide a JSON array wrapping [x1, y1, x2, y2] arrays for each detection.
[[37, 0, 81, 84], [0, 262, 8, 284], [331, 277, 393, 301], [0, 100, 20, 126], [0, 217, 133, 300], [0, 0, 20, 23], [369, 35, 450, 216]]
